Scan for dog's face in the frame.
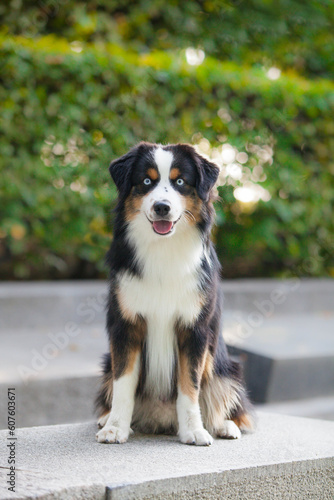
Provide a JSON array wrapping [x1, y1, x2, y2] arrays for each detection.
[[109, 142, 219, 237]]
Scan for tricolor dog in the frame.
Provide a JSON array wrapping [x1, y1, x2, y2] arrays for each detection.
[[96, 142, 254, 446]]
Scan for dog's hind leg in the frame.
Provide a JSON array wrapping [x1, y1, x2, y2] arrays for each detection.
[[200, 369, 255, 439]]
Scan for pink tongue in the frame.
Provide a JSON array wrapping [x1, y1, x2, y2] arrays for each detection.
[[153, 220, 173, 234]]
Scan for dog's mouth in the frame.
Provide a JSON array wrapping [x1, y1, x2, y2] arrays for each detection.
[[152, 220, 174, 235], [147, 216, 181, 235]]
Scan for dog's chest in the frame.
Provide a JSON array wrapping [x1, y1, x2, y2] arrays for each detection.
[[118, 242, 204, 397], [118, 255, 203, 324]]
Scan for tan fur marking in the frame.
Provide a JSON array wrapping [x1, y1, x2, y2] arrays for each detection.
[[147, 168, 159, 180], [117, 286, 137, 323], [179, 351, 197, 402], [109, 313, 146, 380], [129, 314, 147, 344], [124, 192, 142, 222], [100, 409, 110, 417], [170, 167, 181, 180], [201, 352, 214, 383], [99, 408, 110, 420], [184, 195, 204, 225], [233, 413, 254, 431], [200, 376, 243, 435], [124, 348, 140, 375]]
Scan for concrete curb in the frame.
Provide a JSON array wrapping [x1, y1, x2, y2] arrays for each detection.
[[0, 413, 333, 499], [1, 279, 333, 329]]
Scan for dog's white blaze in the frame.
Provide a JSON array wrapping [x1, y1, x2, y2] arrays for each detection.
[[120, 213, 205, 398], [153, 147, 173, 181], [141, 147, 183, 222]]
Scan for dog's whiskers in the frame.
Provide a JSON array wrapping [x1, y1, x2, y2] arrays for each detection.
[[184, 210, 196, 223]]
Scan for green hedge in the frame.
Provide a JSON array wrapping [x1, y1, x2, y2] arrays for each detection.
[[1, 35, 333, 279], [1, 0, 333, 79]]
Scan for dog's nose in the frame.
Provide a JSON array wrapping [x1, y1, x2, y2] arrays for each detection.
[[153, 201, 171, 217]]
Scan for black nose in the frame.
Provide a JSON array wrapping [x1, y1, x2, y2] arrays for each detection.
[[153, 201, 171, 217]]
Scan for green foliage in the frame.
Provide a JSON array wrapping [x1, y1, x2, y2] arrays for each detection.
[[0, 34, 333, 279], [1, 0, 334, 79]]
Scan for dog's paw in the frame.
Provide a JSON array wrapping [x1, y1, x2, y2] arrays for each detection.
[[96, 425, 129, 444], [216, 420, 241, 440], [97, 413, 110, 429], [179, 428, 213, 446]]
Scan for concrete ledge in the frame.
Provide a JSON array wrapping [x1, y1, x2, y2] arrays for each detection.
[[1, 279, 333, 329], [0, 377, 99, 430], [0, 413, 333, 499], [1, 280, 334, 428]]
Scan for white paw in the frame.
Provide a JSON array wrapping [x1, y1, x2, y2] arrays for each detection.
[[96, 425, 129, 444], [216, 420, 241, 440], [97, 413, 110, 429], [179, 428, 213, 446]]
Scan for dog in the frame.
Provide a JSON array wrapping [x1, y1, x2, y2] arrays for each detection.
[[95, 142, 254, 446]]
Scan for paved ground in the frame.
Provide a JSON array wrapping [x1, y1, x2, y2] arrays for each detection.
[[258, 395, 334, 421], [224, 311, 334, 358], [0, 413, 333, 499], [2, 311, 334, 385], [1, 279, 333, 428], [1, 324, 104, 384]]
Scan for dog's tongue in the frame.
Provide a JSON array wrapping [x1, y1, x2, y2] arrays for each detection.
[[153, 220, 173, 234]]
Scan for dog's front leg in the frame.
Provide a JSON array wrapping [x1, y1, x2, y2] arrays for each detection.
[[96, 336, 141, 444], [177, 328, 213, 446]]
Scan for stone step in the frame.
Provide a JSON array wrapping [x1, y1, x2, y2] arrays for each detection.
[[257, 395, 334, 421], [225, 310, 334, 403], [1, 315, 334, 428], [0, 413, 333, 500], [1, 280, 333, 428], [0, 324, 104, 430], [1, 279, 333, 330], [2, 372, 334, 431]]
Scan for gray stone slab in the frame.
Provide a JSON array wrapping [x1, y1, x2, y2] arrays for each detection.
[[1, 280, 334, 427], [225, 311, 334, 402], [0, 413, 333, 499], [1, 279, 333, 329], [221, 278, 334, 315], [0, 323, 105, 430], [224, 312, 334, 359], [228, 345, 334, 403], [0, 377, 98, 430], [1, 316, 334, 426], [257, 395, 334, 421], [0, 325, 105, 384], [0, 281, 108, 330]]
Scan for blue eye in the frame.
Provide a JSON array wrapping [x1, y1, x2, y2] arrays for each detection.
[[143, 178, 152, 185], [176, 178, 184, 186]]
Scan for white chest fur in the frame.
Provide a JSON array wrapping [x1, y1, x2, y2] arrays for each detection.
[[118, 222, 205, 397]]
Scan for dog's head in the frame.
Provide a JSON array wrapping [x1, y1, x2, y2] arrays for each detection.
[[109, 142, 219, 237]]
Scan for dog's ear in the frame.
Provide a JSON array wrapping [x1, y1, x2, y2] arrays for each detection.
[[194, 151, 220, 201], [109, 146, 138, 198], [109, 142, 153, 198]]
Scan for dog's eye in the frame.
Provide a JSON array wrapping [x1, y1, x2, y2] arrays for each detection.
[[143, 178, 152, 185], [176, 178, 184, 186]]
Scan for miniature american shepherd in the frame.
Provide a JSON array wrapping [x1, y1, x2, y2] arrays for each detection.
[[96, 142, 254, 446]]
